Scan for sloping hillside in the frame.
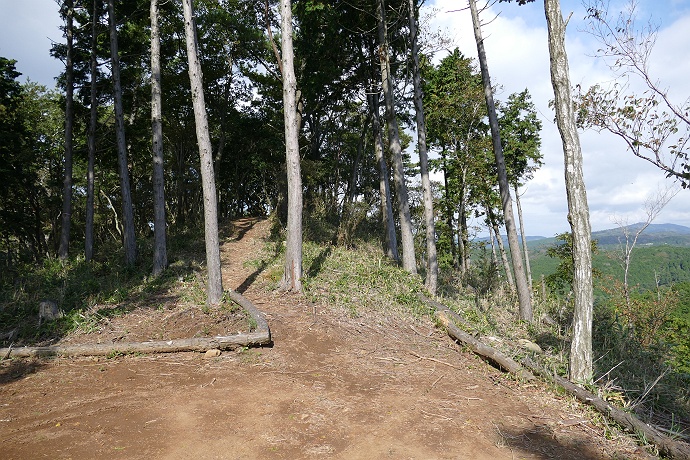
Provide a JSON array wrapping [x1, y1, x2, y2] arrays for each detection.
[[0, 219, 653, 459]]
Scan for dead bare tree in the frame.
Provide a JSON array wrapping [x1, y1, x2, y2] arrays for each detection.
[[611, 185, 680, 307]]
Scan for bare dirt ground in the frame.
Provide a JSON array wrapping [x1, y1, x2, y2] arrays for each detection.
[[1, 219, 653, 459]]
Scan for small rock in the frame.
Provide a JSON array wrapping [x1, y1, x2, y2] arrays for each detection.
[[204, 349, 221, 358], [518, 339, 543, 354]]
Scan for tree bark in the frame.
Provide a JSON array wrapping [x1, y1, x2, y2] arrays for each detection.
[[85, 0, 98, 262], [58, 0, 75, 261], [514, 185, 533, 293], [440, 151, 458, 269], [151, 0, 167, 277], [544, 0, 594, 382], [182, 0, 224, 305], [487, 205, 515, 291], [108, 0, 137, 266], [408, 0, 437, 293], [469, 0, 532, 321], [377, 0, 417, 274], [279, 0, 303, 293], [368, 86, 399, 261]]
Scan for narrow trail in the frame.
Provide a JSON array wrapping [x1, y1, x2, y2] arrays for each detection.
[[0, 218, 650, 459]]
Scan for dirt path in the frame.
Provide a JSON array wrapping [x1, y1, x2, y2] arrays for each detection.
[[1, 219, 650, 459]]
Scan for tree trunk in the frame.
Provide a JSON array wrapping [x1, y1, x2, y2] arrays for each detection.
[[441, 151, 458, 269], [487, 205, 515, 291], [514, 184, 533, 293], [488, 222, 499, 267], [175, 143, 186, 227], [279, 0, 303, 293], [544, 0, 594, 382], [58, 0, 75, 261], [85, 0, 98, 262], [151, 0, 167, 277], [108, 0, 137, 266], [408, 0, 437, 293], [469, 0, 531, 321], [182, 0, 224, 305], [368, 84, 399, 261], [377, 0, 417, 274], [458, 165, 469, 274]]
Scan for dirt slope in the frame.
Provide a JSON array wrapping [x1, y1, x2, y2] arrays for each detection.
[[0, 219, 651, 459]]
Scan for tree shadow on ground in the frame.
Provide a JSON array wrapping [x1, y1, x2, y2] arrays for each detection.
[[223, 217, 260, 242], [307, 245, 333, 278], [0, 359, 47, 386], [236, 260, 268, 294], [494, 423, 641, 459]]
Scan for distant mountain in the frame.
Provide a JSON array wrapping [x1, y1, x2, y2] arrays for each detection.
[[591, 223, 690, 247], [526, 223, 690, 291], [482, 223, 690, 250]]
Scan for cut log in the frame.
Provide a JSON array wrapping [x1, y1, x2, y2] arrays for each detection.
[[226, 289, 270, 333], [419, 294, 533, 381], [0, 289, 271, 359], [0, 332, 270, 358], [435, 309, 534, 381], [523, 357, 690, 460]]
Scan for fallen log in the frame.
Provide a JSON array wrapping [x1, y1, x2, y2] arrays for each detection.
[[0, 332, 270, 358], [522, 357, 690, 460], [0, 289, 271, 359], [226, 289, 270, 333], [420, 294, 533, 381], [421, 294, 690, 458]]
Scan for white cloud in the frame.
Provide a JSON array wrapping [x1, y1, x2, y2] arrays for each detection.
[[424, 0, 690, 237]]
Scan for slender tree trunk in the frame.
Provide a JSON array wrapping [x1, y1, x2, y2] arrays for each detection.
[[175, 143, 186, 227], [338, 114, 368, 243], [58, 0, 75, 261], [487, 205, 515, 291], [545, 0, 594, 382], [514, 185, 533, 293], [347, 118, 367, 206], [85, 0, 98, 262], [469, 0, 531, 321], [440, 151, 457, 269], [279, 0, 303, 293], [488, 224, 499, 267], [368, 85, 399, 261], [377, 0, 417, 274], [151, 0, 167, 276], [214, 80, 231, 208], [108, 0, 137, 266], [182, 0, 223, 305], [458, 165, 469, 274], [408, 0, 437, 293]]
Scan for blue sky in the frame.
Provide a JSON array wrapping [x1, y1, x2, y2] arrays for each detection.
[[1, 0, 689, 237]]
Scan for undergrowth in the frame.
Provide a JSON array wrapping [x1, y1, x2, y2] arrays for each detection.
[[0, 228, 246, 346]]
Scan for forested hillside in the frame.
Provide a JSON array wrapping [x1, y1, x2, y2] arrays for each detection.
[[529, 225, 690, 291]]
